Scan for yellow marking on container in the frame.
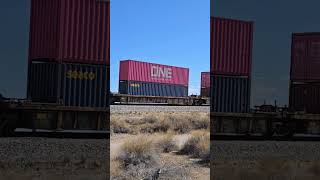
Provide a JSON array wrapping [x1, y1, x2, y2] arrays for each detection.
[[130, 83, 140, 87], [36, 113, 47, 120], [66, 70, 96, 80]]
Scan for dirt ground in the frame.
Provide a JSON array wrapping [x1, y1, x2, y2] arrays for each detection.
[[110, 134, 209, 180]]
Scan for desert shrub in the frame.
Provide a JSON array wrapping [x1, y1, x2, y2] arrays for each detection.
[[139, 117, 170, 134], [110, 116, 131, 134], [156, 133, 178, 153], [166, 114, 193, 133], [117, 136, 158, 168], [191, 114, 210, 130], [152, 118, 171, 133], [140, 115, 158, 124], [180, 130, 210, 162], [111, 112, 210, 135]]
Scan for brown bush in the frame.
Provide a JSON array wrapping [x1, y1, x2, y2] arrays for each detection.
[[165, 114, 193, 133], [111, 112, 209, 135], [191, 113, 210, 130], [117, 135, 158, 168], [180, 130, 210, 163], [156, 133, 178, 153], [110, 116, 131, 134]]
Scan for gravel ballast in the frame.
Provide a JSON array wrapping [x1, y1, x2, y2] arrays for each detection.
[[111, 105, 209, 113], [0, 137, 108, 179], [211, 141, 320, 161]]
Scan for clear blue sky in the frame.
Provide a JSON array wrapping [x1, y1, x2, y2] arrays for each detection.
[[110, 0, 210, 95]]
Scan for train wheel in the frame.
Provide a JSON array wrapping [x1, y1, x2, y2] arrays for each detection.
[[3, 123, 16, 137], [0, 117, 5, 137], [274, 123, 294, 139], [263, 130, 274, 139], [0, 116, 16, 137]]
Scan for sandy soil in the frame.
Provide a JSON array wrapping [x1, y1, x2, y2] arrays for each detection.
[[110, 134, 209, 180]]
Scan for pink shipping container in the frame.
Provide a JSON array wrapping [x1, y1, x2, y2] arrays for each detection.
[[28, 0, 110, 65], [290, 81, 320, 114], [201, 72, 210, 97], [201, 72, 210, 88], [119, 60, 189, 87], [291, 33, 320, 81], [211, 17, 253, 76]]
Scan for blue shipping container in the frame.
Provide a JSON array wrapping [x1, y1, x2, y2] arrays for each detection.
[[210, 75, 250, 113], [119, 81, 188, 97], [27, 61, 109, 108]]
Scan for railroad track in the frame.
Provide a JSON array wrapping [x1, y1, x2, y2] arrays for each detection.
[[13, 129, 110, 139], [211, 134, 320, 141], [112, 103, 210, 106]]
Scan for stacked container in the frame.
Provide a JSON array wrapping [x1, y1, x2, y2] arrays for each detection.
[[210, 17, 253, 113], [290, 33, 320, 113], [200, 72, 210, 97], [119, 60, 189, 97], [27, 0, 110, 108]]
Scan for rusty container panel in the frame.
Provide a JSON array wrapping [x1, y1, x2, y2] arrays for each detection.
[[211, 17, 253, 76], [289, 81, 320, 114], [27, 62, 109, 108], [119, 60, 189, 87], [291, 33, 320, 81], [29, 0, 110, 65]]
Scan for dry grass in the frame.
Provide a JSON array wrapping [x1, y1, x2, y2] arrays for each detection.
[[110, 112, 210, 179], [155, 132, 179, 153], [116, 135, 158, 169], [181, 130, 210, 163], [111, 112, 209, 135], [110, 160, 122, 178], [111, 135, 161, 179], [110, 116, 132, 134]]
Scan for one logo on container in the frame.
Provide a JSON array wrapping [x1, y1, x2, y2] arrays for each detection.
[[66, 70, 96, 80], [151, 66, 172, 79]]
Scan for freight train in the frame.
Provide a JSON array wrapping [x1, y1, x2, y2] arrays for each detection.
[[210, 16, 320, 140], [109, 60, 210, 105], [0, 0, 111, 138], [211, 104, 320, 140], [109, 93, 209, 106], [0, 95, 109, 137]]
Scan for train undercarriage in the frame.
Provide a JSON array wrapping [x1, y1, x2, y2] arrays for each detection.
[[211, 111, 320, 140], [110, 93, 210, 106], [0, 99, 109, 138]]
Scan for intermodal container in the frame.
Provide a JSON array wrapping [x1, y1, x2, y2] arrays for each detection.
[[27, 61, 109, 108], [289, 81, 320, 114], [201, 88, 210, 97], [29, 0, 110, 65], [210, 17, 253, 76], [201, 72, 210, 97], [119, 60, 189, 87], [119, 81, 188, 97], [291, 33, 320, 81], [201, 72, 210, 89], [210, 75, 250, 113]]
